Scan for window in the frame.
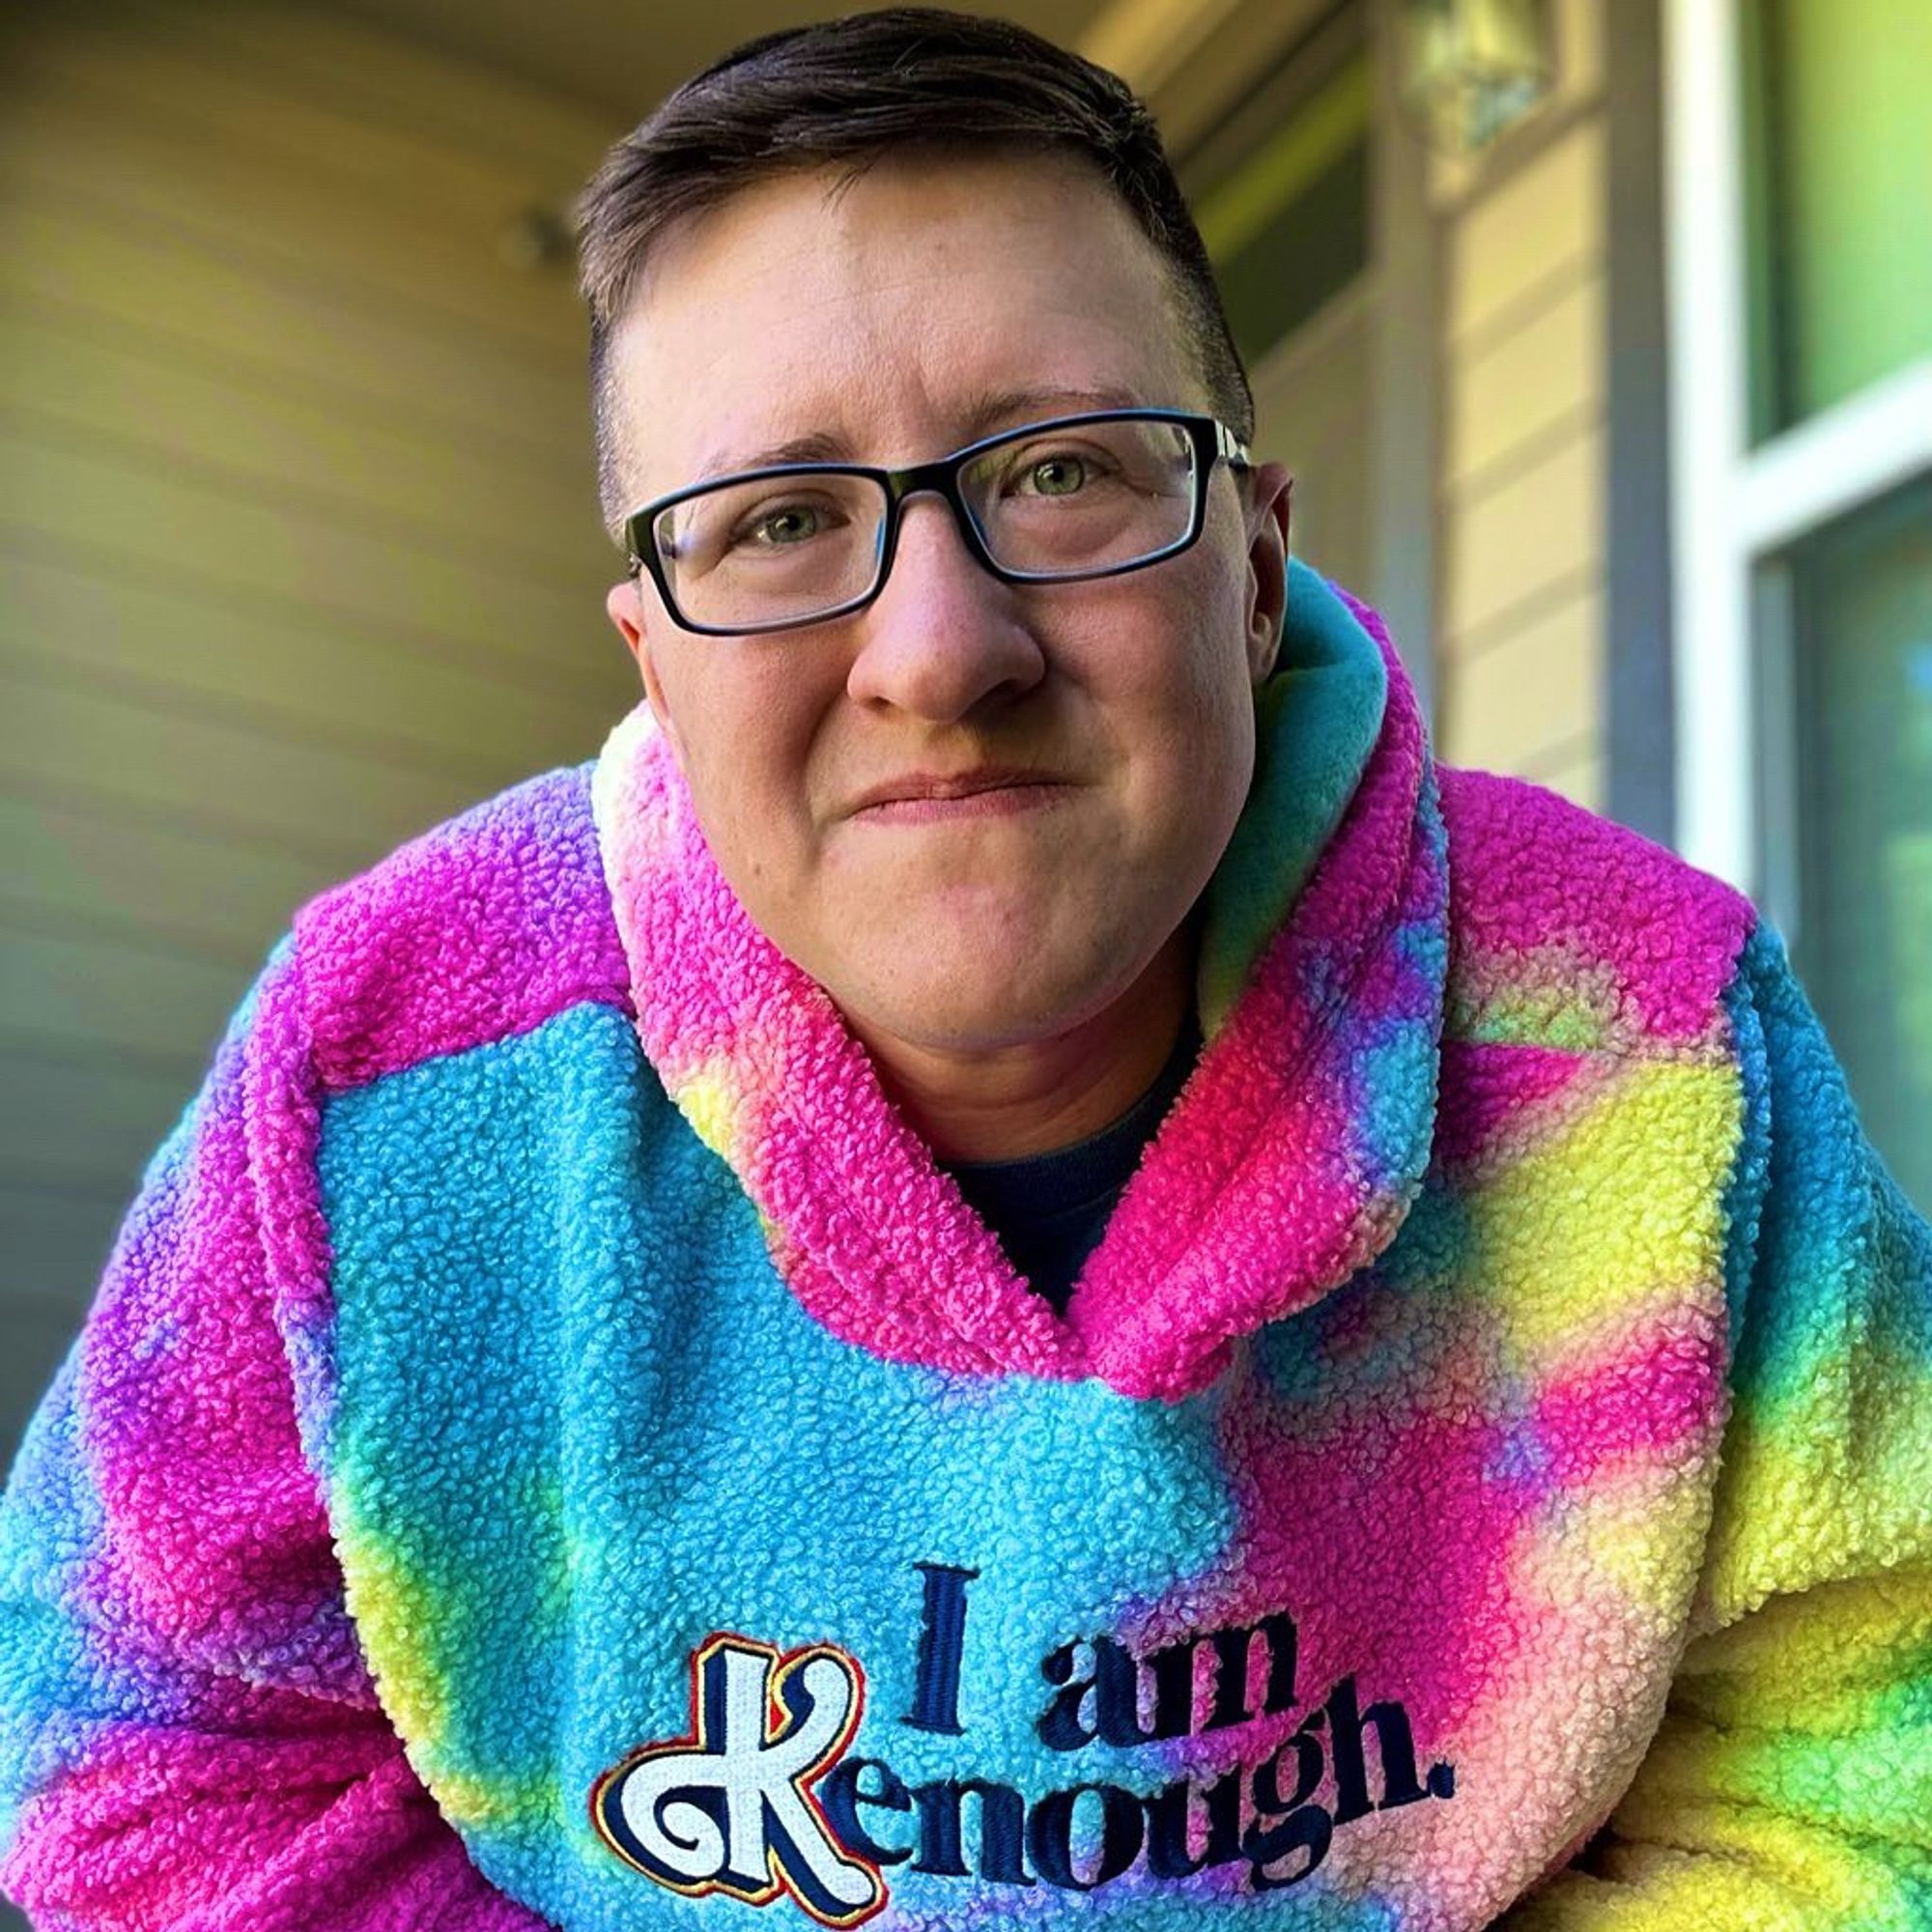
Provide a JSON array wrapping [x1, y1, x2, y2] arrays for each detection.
[[1743, 0, 1932, 441], [1766, 480, 1932, 1208], [1665, 0, 1931, 1207]]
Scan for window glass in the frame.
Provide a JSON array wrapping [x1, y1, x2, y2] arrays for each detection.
[[1744, 0, 1932, 440], [1781, 477, 1932, 1210]]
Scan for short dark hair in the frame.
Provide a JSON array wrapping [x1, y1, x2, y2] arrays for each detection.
[[575, 6, 1252, 539]]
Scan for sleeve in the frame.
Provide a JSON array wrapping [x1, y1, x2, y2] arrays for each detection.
[[1505, 919, 1932, 1930], [0, 941, 554, 1931]]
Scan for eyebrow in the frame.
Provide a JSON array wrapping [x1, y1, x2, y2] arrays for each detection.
[[691, 384, 1153, 482], [956, 383, 1151, 439]]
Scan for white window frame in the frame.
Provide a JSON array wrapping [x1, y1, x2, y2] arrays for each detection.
[[1662, 0, 1932, 909]]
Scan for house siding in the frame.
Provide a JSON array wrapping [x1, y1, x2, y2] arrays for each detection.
[[0, 3, 634, 1469], [1433, 4, 1609, 811]]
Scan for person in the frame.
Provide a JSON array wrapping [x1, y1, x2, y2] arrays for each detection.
[[1, 9, 1927, 1929]]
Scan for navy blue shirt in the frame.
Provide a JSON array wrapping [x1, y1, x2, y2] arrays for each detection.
[[940, 1016, 1202, 1315]]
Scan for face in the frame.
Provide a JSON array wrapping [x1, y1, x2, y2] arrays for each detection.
[[604, 151, 1290, 1062]]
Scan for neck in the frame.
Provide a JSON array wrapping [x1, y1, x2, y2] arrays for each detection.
[[850, 933, 1193, 1164]]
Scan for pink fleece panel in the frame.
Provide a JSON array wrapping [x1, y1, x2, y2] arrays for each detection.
[[247, 940, 351, 1478], [297, 768, 630, 1094], [7, 1733, 551, 1931], [1134, 1358, 1522, 1778], [1438, 769, 1754, 1047], [1171, 776, 1751, 1739], [1070, 627, 1443, 1394], [1528, 1313, 1728, 1488], [1120, 1299, 1725, 1884], [80, 1006, 351, 1686]]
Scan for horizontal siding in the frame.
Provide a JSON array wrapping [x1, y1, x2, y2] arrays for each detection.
[[1440, 425, 1604, 644], [0, 1046, 197, 1192], [0, 6, 637, 1470], [1520, 743, 1605, 814], [1444, 119, 1604, 345], [4, 412, 610, 683], [2, 794, 328, 968], [0, 304, 606, 573], [4, 18, 576, 226], [1, 664, 498, 867], [0, 922, 252, 1071], [1435, 104, 1608, 810], [0, 82, 588, 358], [2, 1205, 125, 1321], [1443, 270, 1604, 488], [135, 2, 625, 177], [0, 201, 591, 463], [1438, 590, 1604, 777], [0, 544, 612, 773]]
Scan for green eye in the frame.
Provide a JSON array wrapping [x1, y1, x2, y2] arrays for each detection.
[[1028, 456, 1087, 497], [756, 505, 821, 545]]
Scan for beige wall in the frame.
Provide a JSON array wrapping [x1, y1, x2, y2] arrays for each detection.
[[1432, 0, 1608, 810], [0, 4, 638, 1466]]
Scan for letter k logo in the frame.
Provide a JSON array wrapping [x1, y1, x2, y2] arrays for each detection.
[[593, 1632, 885, 1925]]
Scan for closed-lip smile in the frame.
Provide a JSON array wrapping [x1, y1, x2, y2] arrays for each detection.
[[846, 768, 1071, 821]]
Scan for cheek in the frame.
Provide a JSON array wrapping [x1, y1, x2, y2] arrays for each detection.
[[1089, 570, 1258, 800], [653, 654, 829, 884], [1109, 609, 1260, 904]]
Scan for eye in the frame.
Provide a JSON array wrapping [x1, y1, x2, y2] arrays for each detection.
[[1021, 454, 1088, 497], [743, 503, 825, 547]]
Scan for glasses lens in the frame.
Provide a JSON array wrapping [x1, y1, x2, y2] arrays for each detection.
[[653, 471, 888, 630], [960, 417, 1199, 578]]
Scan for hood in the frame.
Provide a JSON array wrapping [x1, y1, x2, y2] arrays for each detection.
[[591, 560, 1448, 1401]]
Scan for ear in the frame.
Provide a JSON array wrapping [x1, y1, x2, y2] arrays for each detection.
[[1240, 462, 1293, 684], [605, 577, 685, 761]]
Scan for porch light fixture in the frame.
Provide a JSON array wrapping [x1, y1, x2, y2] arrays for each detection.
[[1399, 0, 1555, 156]]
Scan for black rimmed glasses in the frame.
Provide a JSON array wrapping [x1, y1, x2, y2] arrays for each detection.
[[622, 408, 1252, 637]]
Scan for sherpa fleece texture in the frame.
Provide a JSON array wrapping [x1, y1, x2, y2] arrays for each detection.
[[1, 563, 1927, 1932]]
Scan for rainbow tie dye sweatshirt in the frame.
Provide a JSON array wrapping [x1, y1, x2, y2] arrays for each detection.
[[2, 564, 1929, 1932]]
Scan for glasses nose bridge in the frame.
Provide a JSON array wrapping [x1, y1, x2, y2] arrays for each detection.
[[881, 452, 988, 565]]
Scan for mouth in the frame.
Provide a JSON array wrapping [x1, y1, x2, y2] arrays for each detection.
[[846, 769, 1073, 823]]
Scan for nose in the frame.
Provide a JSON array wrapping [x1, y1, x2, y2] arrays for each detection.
[[843, 491, 1048, 723]]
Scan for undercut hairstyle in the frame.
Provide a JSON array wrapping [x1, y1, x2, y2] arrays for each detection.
[[575, 6, 1253, 540]]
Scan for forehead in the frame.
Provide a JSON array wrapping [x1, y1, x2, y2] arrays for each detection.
[[608, 151, 1204, 501]]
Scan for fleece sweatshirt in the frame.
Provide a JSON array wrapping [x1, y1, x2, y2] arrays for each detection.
[[1, 562, 1928, 1932]]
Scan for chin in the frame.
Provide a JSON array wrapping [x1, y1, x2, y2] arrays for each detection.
[[833, 937, 1158, 1060]]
